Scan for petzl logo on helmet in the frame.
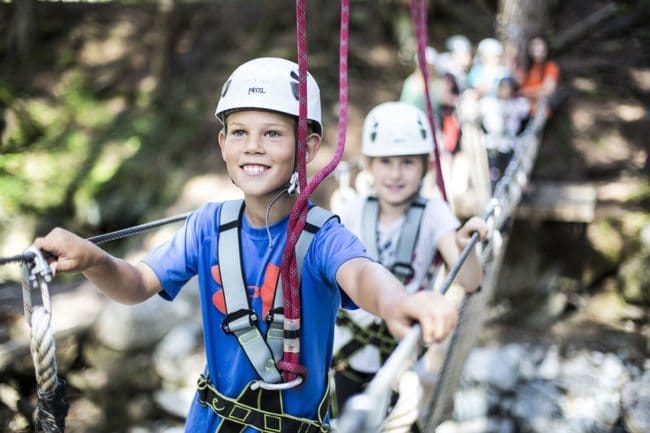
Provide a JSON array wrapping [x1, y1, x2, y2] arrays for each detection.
[[248, 87, 266, 95]]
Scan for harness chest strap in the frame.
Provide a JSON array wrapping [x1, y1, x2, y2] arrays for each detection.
[[361, 195, 427, 283], [218, 199, 337, 383]]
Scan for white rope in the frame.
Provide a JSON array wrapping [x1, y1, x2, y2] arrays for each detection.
[[380, 371, 423, 433], [30, 305, 58, 393]]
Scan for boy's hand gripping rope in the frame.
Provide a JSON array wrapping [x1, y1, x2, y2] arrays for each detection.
[[277, 0, 350, 383]]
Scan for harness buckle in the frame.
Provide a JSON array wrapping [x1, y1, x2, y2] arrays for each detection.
[[391, 262, 415, 280], [250, 376, 303, 391], [221, 308, 258, 334]]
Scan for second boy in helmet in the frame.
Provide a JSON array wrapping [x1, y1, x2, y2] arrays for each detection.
[[332, 101, 487, 413]]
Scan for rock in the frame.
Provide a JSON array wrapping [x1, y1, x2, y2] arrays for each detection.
[[512, 380, 563, 431], [153, 388, 195, 419], [537, 345, 561, 380], [94, 287, 195, 352], [463, 344, 523, 392], [452, 386, 499, 421], [153, 321, 204, 388], [621, 371, 650, 433]]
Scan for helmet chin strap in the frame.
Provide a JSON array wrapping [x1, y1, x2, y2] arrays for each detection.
[[287, 171, 299, 195], [263, 171, 299, 249]]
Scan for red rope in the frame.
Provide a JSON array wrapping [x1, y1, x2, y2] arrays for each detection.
[[410, 0, 448, 202], [278, 0, 350, 381]]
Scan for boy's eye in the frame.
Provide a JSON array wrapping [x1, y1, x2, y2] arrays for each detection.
[[265, 130, 281, 138], [231, 129, 246, 136], [379, 157, 391, 165]]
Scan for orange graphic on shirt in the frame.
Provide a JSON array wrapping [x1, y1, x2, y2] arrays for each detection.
[[211, 263, 279, 317]]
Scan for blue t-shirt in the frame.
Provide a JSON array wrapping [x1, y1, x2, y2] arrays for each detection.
[[142, 201, 366, 432]]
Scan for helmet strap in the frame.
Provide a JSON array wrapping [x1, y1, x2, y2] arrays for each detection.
[[287, 171, 299, 195]]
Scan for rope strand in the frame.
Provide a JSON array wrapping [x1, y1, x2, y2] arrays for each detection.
[[278, 0, 350, 381]]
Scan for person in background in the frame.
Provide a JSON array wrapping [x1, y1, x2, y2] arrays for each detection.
[[331, 101, 487, 418], [479, 76, 530, 189], [466, 38, 509, 98], [437, 34, 473, 92], [516, 35, 561, 113]]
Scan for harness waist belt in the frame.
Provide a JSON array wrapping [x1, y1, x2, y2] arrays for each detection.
[[197, 376, 330, 433]]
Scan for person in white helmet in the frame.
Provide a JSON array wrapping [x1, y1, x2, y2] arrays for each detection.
[[437, 34, 473, 92], [399, 46, 458, 114], [467, 37, 509, 97], [331, 101, 487, 417], [31, 58, 460, 433]]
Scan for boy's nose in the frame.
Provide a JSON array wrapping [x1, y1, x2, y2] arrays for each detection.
[[244, 136, 263, 153]]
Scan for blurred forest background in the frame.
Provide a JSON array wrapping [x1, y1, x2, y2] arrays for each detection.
[[0, 0, 648, 431]]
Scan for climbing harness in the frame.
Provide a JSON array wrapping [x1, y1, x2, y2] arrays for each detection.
[[217, 199, 337, 389], [197, 375, 331, 433], [278, 0, 350, 382]]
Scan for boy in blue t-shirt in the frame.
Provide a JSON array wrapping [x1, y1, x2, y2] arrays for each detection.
[[33, 57, 459, 433]]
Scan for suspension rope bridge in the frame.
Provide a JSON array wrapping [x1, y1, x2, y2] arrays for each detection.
[[0, 1, 552, 432]]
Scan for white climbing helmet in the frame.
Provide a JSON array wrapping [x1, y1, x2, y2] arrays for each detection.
[[361, 101, 433, 157], [477, 38, 503, 57], [446, 34, 471, 54], [215, 57, 322, 134]]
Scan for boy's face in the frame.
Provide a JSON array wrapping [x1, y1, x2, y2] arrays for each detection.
[[218, 110, 319, 201], [367, 154, 426, 207]]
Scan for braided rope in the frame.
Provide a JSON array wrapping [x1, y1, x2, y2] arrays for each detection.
[[410, 0, 447, 201], [278, 0, 350, 381], [30, 306, 59, 393]]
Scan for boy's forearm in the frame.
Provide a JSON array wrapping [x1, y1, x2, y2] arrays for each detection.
[[341, 259, 408, 319], [456, 249, 483, 292], [83, 255, 155, 304]]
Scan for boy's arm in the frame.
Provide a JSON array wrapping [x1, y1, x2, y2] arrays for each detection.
[[336, 258, 458, 345], [437, 216, 486, 293], [34, 228, 162, 305]]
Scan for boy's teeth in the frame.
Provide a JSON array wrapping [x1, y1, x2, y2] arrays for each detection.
[[243, 165, 267, 175]]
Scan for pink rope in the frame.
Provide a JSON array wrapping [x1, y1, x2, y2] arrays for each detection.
[[278, 0, 350, 381], [410, 0, 448, 202]]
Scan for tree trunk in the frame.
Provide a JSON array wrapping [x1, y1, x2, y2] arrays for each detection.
[[7, 0, 36, 60], [151, 0, 177, 107], [496, 0, 549, 69]]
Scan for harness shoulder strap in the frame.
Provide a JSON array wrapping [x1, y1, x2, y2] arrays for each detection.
[[361, 196, 379, 261], [218, 199, 282, 383], [391, 196, 427, 283]]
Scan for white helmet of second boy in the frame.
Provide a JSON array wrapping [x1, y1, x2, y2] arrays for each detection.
[[362, 101, 433, 157], [215, 57, 322, 134]]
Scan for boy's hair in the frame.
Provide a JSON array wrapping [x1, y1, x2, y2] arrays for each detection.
[[215, 57, 323, 135]]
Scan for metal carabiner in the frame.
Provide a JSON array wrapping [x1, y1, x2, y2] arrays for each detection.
[[21, 247, 53, 326]]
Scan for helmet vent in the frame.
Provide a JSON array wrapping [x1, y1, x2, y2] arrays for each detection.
[[290, 70, 300, 101], [221, 79, 232, 98]]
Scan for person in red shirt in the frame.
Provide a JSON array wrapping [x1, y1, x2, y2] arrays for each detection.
[[518, 35, 560, 113]]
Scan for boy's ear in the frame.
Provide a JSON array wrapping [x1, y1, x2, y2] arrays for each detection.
[[305, 132, 321, 163], [217, 129, 226, 159]]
